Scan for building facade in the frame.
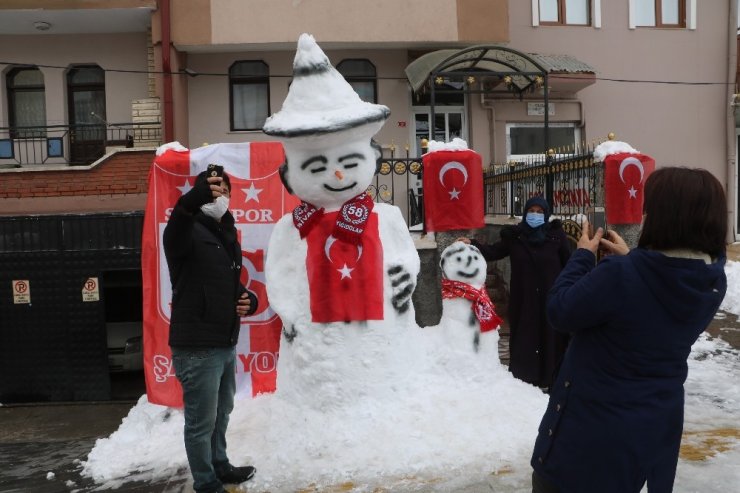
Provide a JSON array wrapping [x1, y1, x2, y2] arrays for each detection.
[[0, 0, 737, 402]]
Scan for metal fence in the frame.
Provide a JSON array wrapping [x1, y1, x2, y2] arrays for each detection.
[[0, 122, 161, 167], [369, 143, 603, 230], [368, 146, 424, 229], [484, 144, 604, 222]]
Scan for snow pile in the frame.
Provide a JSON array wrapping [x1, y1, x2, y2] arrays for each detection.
[[593, 139, 639, 161], [83, 324, 547, 492], [81, 260, 740, 492], [426, 137, 469, 153]]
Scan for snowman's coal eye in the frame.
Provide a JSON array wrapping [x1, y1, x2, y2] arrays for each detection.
[[338, 152, 364, 170], [456, 256, 461, 262], [301, 155, 328, 174]]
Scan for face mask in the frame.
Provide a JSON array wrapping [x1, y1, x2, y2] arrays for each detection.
[[200, 195, 229, 220], [526, 212, 545, 228]]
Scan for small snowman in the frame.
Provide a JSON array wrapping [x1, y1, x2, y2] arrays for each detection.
[[263, 34, 421, 411], [437, 241, 503, 356]]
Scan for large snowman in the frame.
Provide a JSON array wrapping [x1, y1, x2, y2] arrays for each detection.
[[263, 34, 421, 411]]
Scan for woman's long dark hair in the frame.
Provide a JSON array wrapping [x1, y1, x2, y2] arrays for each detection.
[[638, 167, 727, 257]]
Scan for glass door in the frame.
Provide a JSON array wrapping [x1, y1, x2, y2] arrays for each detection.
[[67, 65, 106, 164], [412, 107, 466, 156]]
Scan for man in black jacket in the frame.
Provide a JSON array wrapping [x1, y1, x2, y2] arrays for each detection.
[[163, 169, 258, 493]]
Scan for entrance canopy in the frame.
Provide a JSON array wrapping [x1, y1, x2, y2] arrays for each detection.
[[405, 45, 596, 157], [405, 45, 596, 96]]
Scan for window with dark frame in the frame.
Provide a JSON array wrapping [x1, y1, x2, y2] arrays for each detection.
[[229, 61, 270, 131], [337, 59, 377, 104], [539, 0, 590, 26], [635, 0, 686, 28], [7, 67, 46, 138]]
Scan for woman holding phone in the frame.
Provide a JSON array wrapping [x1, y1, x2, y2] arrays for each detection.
[[531, 167, 728, 493]]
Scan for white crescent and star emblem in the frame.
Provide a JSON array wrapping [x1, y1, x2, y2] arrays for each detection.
[[324, 235, 363, 279], [438, 161, 468, 200], [619, 157, 645, 199]]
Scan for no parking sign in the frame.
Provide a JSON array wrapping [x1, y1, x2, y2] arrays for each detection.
[[12, 280, 30, 304], [82, 277, 100, 302]]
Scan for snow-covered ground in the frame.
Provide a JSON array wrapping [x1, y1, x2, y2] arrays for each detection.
[[78, 261, 740, 492]]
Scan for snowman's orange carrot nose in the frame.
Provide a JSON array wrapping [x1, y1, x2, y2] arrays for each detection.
[[334, 170, 344, 180]]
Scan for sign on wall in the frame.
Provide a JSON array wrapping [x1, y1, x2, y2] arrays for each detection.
[[12, 280, 30, 304]]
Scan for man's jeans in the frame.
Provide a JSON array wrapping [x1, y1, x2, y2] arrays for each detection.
[[172, 347, 236, 493]]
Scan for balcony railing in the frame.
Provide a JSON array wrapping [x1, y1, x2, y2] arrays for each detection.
[[0, 122, 162, 167]]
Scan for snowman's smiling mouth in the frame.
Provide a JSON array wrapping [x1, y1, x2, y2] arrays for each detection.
[[456, 268, 479, 279], [324, 183, 357, 192]]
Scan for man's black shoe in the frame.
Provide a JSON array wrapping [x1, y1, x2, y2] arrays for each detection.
[[217, 464, 256, 484]]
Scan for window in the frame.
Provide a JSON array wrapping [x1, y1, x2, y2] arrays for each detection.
[[506, 123, 581, 160], [337, 59, 377, 103], [537, 0, 591, 26], [412, 107, 466, 155], [229, 61, 270, 131], [67, 65, 106, 164], [633, 0, 687, 28], [7, 67, 46, 138]]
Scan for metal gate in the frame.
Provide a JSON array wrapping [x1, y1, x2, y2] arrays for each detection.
[[0, 212, 143, 402]]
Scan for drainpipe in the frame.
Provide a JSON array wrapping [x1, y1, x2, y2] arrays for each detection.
[[161, 0, 174, 143], [727, 0, 737, 240]]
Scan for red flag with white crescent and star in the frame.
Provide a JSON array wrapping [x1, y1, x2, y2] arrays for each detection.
[[304, 211, 384, 323], [604, 152, 655, 225], [422, 149, 484, 232]]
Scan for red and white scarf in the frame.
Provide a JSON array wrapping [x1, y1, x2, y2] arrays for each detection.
[[441, 279, 503, 332], [292, 192, 374, 245]]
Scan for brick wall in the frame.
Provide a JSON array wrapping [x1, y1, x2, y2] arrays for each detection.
[[0, 150, 154, 199]]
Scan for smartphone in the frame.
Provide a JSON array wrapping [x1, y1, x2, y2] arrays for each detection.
[[588, 206, 607, 233], [206, 163, 224, 179]]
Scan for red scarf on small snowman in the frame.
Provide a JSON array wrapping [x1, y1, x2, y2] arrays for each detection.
[[441, 279, 502, 332], [292, 193, 383, 323]]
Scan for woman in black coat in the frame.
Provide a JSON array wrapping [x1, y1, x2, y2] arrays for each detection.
[[461, 196, 571, 388]]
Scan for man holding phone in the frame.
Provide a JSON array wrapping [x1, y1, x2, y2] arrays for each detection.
[[163, 164, 258, 493]]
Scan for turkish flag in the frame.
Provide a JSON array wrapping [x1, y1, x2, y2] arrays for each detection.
[[423, 149, 484, 232], [142, 141, 299, 407], [604, 152, 655, 225], [305, 211, 384, 323]]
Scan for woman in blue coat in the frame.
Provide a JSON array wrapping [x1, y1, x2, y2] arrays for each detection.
[[531, 167, 728, 493]]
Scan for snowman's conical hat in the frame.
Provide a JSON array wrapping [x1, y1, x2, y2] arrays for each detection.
[[263, 34, 389, 144]]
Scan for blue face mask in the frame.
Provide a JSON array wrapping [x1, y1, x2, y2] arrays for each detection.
[[526, 212, 545, 228]]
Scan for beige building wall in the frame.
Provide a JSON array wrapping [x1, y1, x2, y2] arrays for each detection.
[[170, 0, 509, 48], [185, 48, 414, 151], [507, 1, 732, 184], [0, 32, 150, 127]]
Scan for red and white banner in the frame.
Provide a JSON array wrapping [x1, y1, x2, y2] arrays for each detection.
[[422, 149, 484, 232], [142, 142, 299, 407], [604, 152, 655, 225]]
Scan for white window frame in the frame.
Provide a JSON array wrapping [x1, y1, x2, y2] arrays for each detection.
[[628, 0, 696, 30], [505, 122, 582, 162], [532, 0, 601, 28], [410, 106, 467, 156]]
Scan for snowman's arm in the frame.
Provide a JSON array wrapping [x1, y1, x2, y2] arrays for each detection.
[[377, 204, 420, 314], [377, 204, 420, 276], [265, 215, 306, 324]]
